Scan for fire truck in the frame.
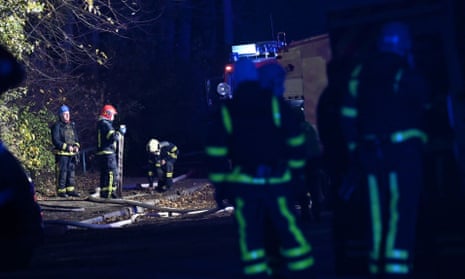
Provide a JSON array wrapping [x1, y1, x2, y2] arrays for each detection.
[[211, 32, 332, 127]]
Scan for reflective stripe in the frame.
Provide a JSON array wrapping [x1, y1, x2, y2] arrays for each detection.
[[288, 159, 305, 169], [288, 257, 314, 271], [271, 96, 281, 127], [235, 198, 267, 267], [221, 106, 232, 135], [390, 129, 427, 144], [244, 262, 268, 275], [287, 133, 305, 147], [368, 175, 382, 263], [107, 130, 115, 140], [385, 172, 408, 260], [393, 69, 403, 93], [205, 146, 228, 157], [348, 142, 357, 151], [341, 106, 358, 118], [348, 64, 363, 97], [208, 173, 226, 183], [385, 263, 409, 274], [225, 168, 291, 185]]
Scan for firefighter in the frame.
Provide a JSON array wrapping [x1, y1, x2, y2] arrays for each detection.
[[206, 59, 314, 279], [96, 104, 123, 199], [146, 138, 179, 192], [51, 104, 81, 198], [0, 44, 43, 271], [258, 62, 324, 223], [339, 22, 430, 278]]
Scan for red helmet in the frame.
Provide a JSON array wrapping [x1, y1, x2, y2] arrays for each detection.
[[100, 104, 117, 120]]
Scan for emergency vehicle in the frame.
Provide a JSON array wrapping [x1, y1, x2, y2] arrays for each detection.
[[214, 32, 332, 127]]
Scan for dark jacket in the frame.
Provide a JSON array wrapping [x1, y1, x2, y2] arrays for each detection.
[[51, 121, 80, 156], [96, 118, 118, 155], [205, 81, 306, 184], [148, 141, 179, 165]]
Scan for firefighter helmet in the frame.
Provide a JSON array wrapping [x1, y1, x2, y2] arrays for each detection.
[[377, 21, 412, 57], [146, 138, 160, 154], [100, 104, 117, 121]]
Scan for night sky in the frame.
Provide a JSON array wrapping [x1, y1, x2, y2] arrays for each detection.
[[232, 0, 395, 43]]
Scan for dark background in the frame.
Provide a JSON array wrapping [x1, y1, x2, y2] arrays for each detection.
[[90, 0, 460, 177]]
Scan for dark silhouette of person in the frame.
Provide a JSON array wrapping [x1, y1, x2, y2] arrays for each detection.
[[338, 22, 430, 278], [0, 45, 43, 271], [206, 59, 314, 278]]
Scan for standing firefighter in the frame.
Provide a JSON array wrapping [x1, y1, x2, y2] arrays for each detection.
[[96, 104, 123, 199], [339, 22, 430, 278], [51, 105, 80, 198], [146, 138, 179, 192], [206, 59, 314, 279]]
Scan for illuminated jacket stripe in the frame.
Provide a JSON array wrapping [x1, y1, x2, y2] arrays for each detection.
[[221, 106, 232, 135], [205, 146, 228, 157], [272, 96, 281, 127]]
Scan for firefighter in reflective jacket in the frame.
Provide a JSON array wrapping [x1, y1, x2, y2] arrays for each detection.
[[96, 104, 121, 199], [339, 22, 430, 278], [51, 105, 80, 198], [206, 60, 314, 279], [146, 138, 178, 192]]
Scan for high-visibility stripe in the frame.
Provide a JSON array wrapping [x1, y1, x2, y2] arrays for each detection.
[[221, 106, 232, 135], [205, 146, 228, 157], [385, 172, 408, 260], [341, 106, 358, 118], [225, 167, 291, 185], [348, 64, 363, 97], [368, 175, 382, 264], [390, 129, 427, 144], [393, 69, 403, 93], [385, 263, 409, 274], [208, 173, 226, 183], [287, 133, 305, 147], [244, 261, 268, 275], [271, 96, 281, 127], [288, 159, 305, 169]]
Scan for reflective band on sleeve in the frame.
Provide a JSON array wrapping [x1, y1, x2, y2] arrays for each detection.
[[288, 159, 305, 169], [341, 107, 358, 118], [205, 146, 228, 157], [287, 133, 305, 147], [221, 106, 232, 135], [208, 173, 226, 183], [271, 96, 281, 127], [390, 129, 427, 144], [348, 64, 363, 97]]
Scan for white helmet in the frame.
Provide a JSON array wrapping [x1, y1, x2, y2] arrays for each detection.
[[146, 138, 160, 154]]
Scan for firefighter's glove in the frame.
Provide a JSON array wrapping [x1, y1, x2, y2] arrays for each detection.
[[72, 145, 79, 153], [119, 125, 127, 135]]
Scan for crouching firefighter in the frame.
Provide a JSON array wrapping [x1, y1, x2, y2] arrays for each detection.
[[96, 104, 125, 199], [51, 105, 81, 198], [205, 59, 314, 279], [146, 138, 179, 192]]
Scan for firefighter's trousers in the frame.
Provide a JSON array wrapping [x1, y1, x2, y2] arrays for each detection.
[[230, 183, 314, 279], [97, 153, 118, 198], [156, 161, 175, 188], [344, 139, 423, 278], [55, 155, 76, 194]]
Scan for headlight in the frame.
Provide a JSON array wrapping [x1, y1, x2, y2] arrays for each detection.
[[217, 82, 231, 97]]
